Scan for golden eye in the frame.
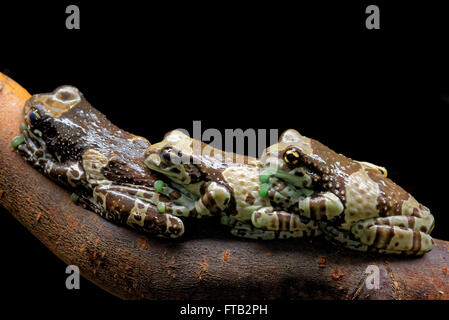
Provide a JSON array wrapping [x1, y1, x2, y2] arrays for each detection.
[[283, 148, 301, 167]]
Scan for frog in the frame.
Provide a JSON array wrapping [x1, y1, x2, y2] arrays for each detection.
[[258, 129, 435, 254], [144, 130, 320, 240], [12, 85, 194, 238]]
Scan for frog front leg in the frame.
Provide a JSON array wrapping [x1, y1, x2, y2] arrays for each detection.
[[152, 180, 224, 218], [200, 181, 232, 215], [350, 215, 434, 254], [17, 136, 85, 188], [100, 184, 195, 218], [93, 184, 185, 238]]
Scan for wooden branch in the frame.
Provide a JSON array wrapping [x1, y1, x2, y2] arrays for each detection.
[[1, 72, 448, 300]]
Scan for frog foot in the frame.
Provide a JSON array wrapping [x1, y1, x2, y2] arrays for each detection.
[[17, 131, 86, 188]]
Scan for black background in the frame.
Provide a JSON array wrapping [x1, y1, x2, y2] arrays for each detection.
[[1, 0, 448, 310]]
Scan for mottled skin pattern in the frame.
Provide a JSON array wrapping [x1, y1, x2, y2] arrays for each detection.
[[144, 130, 320, 240], [261, 129, 435, 254], [14, 86, 186, 238]]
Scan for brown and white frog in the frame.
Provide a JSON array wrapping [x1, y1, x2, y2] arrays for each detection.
[[259, 129, 435, 254], [12, 86, 191, 238]]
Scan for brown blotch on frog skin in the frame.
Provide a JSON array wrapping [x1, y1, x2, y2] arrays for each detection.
[[245, 193, 255, 205], [407, 216, 415, 228]]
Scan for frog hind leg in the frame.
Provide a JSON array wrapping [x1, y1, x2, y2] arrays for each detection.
[[319, 222, 370, 252], [351, 216, 434, 254], [93, 184, 185, 238], [251, 207, 320, 237], [157, 180, 227, 219]]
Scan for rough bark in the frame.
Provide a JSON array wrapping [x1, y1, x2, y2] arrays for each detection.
[[0, 72, 448, 300]]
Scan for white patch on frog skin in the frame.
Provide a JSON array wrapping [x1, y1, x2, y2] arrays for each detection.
[[166, 130, 184, 143], [400, 198, 434, 236], [128, 136, 147, 143], [127, 201, 148, 227], [280, 129, 302, 143], [323, 192, 344, 220], [358, 161, 388, 177], [66, 162, 83, 187], [135, 189, 161, 205], [195, 199, 211, 217], [146, 153, 161, 166], [82, 149, 111, 187], [205, 182, 230, 211], [165, 215, 173, 234], [222, 166, 270, 222], [93, 187, 108, 210], [298, 197, 311, 218], [342, 169, 380, 230], [33, 86, 81, 118], [44, 161, 53, 175], [401, 196, 420, 216]]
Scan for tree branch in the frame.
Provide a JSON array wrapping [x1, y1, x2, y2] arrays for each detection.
[[1, 72, 448, 300]]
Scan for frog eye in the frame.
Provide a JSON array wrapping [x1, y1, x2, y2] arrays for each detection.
[[29, 110, 40, 124], [283, 148, 301, 167], [161, 147, 182, 164]]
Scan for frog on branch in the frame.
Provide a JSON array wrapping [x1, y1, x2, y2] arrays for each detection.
[[12, 86, 193, 238], [144, 130, 320, 240], [259, 129, 435, 254]]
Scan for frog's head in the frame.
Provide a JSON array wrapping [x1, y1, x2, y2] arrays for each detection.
[[261, 129, 321, 190], [144, 130, 204, 185], [21, 86, 86, 160], [24, 85, 81, 122]]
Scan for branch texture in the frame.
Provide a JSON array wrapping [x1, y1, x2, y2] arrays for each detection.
[[1, 72, 448, 300]]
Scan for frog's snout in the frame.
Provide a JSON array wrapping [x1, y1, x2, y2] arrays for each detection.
[[145, 152, 162, 167]]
